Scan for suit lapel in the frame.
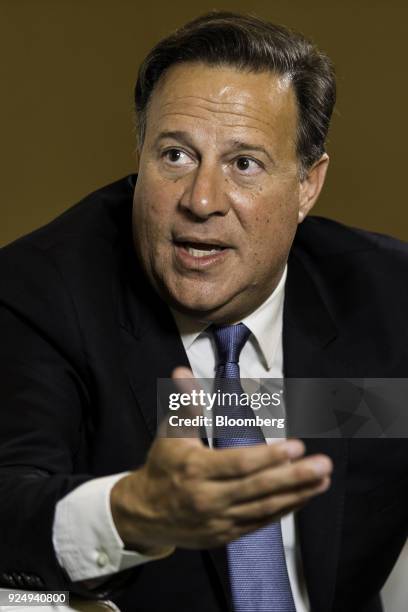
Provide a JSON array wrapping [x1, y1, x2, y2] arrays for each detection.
[[117, 262, 190, 438], [283, 250, 348, 612], [116, 254, 234, 609]]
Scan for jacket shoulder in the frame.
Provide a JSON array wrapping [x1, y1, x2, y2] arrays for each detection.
[[2, 174, 136, 254], [0, 174, 135, 296], [296, 215, 407, 260], [292, 216, 408, 340], [0, 175, 136, 361], [294, 215, 408, 284]]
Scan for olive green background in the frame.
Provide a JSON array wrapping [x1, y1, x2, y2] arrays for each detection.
[[1, 0, 407, 246]]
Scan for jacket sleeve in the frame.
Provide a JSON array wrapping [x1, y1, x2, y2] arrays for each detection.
[[0, 242, 100, 592]]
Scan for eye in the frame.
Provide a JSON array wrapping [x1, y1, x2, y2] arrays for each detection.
[[162, 148, 193, 166], [234, 156, 262, 175]]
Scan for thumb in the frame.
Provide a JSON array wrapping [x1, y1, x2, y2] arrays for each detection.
[[157, 367, 206, 444]]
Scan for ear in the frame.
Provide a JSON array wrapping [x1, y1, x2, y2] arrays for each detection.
[[297, 154, 329, 223]]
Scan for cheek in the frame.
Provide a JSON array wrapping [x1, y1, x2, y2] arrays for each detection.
[[244, 191, 299, 269], [231, 176, 299, 225], [134, 179, 173, 240]]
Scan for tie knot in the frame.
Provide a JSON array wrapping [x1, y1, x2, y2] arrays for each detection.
[[211, 323, 251, 365]]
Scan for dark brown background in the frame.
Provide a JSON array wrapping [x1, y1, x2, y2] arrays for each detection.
[[1, 0, 407, 246]]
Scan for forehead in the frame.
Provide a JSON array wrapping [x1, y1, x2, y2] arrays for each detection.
[[145, 62, 298, 147]]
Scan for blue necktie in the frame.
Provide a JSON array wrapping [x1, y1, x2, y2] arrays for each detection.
[[212, 323, 296, 612]]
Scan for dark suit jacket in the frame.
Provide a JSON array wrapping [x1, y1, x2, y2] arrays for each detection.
[[0, 175, 407, 612]]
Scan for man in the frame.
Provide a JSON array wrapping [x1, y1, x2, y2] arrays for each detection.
[[0, 11, 407, 612]]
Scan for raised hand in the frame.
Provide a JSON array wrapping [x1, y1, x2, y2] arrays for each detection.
[[111, 367, 332, 556]]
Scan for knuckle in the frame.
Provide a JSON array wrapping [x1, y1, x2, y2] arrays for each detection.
[[292, 464, 309, 481], [190, 491, 211, 514], [263, 497, 279, 515], [180, 452, 203, 479], [272, 445, 286, 461], [208, 518, 230, 537], [235, 454, 251, 474], [257, 474, 273, 491]]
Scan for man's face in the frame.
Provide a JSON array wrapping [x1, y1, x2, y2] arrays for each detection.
[[133, 62, 324, 323]]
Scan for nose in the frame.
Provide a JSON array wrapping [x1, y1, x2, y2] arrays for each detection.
[[179, 162, 230, 219]]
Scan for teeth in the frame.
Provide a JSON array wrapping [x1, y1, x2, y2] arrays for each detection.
[[186, 246, 222, 257]]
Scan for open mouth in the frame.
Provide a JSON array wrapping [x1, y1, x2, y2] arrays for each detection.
[[173, 237, 231, 267], [177, 241, 226, 258]]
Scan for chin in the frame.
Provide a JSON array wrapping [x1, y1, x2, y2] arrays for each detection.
[[164, 288, 221, 316], [172, 296, 221, 317], [156, 273, 242, 319], [170, 292, 248, 325]]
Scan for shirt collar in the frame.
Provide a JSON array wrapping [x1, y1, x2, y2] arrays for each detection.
[[171, 265, 287, 370]]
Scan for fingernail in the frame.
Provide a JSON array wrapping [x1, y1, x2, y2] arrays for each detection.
[[311, 458, 332, 476], [283, 440, 304, 459]]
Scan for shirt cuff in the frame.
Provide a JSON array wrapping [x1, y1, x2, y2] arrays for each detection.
[[53, 472, 170, 581]]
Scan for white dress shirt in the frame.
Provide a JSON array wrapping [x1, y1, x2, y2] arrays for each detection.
[[53, 265, 309, 610]]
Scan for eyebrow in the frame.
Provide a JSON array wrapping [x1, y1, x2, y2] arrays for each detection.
[[154, 130, 195, 149], [226, 139, 275, 164], [154, 131, 275, 164]]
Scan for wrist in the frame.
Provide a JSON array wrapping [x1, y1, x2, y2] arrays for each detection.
[[110, 472, 175, 558]]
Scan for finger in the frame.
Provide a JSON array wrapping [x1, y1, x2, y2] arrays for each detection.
[[224, 476, 331, 523], [198, 439, 305, 479], [225, 503, 306, 542], [208, 497, 317, 547], [179, 454, 331, 515], [172, 366, 196, 387], [221, 454, 333, 504]]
